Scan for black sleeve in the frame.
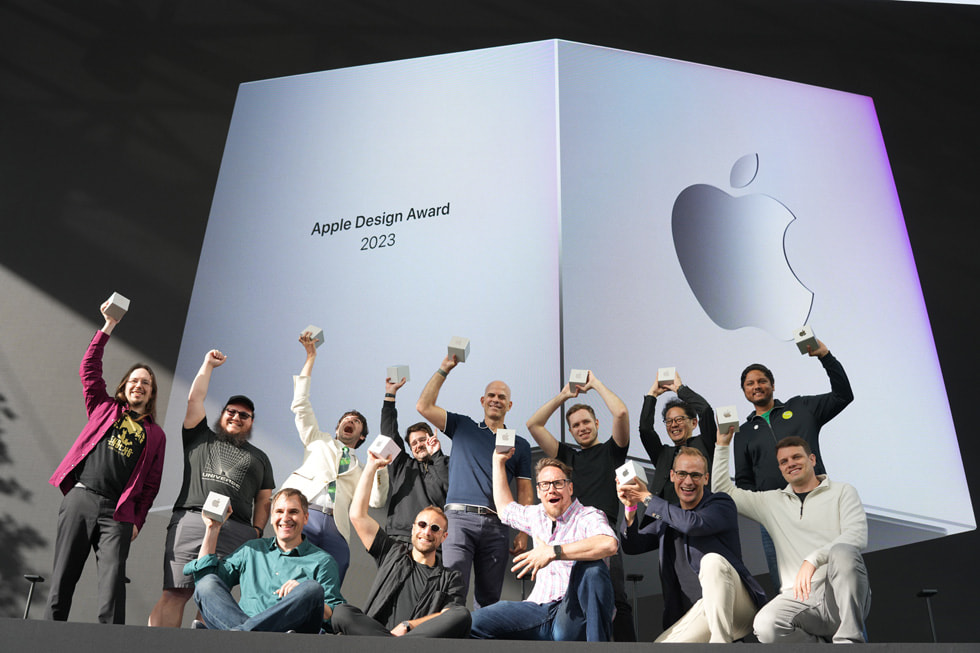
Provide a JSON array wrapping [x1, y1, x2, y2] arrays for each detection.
[[182, 416, 208, 447], [381, 399, 405, 449], [677, 384, 716, 463], [805, 353, 854, 426], [638, 394, 665, 464]]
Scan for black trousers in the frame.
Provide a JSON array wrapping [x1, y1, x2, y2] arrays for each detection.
[[331, 603, 471, 638], [45, 486, 131, 623]]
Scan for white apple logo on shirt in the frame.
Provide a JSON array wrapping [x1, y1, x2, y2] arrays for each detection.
[[671, 154, 813, 338]]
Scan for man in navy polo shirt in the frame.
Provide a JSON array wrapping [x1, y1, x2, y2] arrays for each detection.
[[417, 352, 533, 608]]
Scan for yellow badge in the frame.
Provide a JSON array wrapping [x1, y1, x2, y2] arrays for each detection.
[[782, 411, 793, 419]]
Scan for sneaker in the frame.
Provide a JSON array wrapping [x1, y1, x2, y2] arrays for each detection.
[[192, 620, 208, 630]]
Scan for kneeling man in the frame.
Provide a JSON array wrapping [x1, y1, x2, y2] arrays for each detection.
[[332, 451, 470, 637], [184, 488, 344, 633], [712, 433, 870, 643], [470, 451, 618, 641], [618, 447, 766, 642]]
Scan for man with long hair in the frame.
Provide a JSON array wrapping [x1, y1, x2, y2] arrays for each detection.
[[46, 298, 167, 623]]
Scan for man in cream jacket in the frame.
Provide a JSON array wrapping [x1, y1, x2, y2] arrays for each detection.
[[712, 432, 870, 643], [280, 332, 388, 583]]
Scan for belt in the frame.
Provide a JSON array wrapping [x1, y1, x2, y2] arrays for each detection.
[[309, 503, 335, 515], [73, 482, 113, 500], [445, 503, 497, 516]]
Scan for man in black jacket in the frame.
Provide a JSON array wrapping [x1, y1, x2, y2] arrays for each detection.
[[379, 376, 449, 544], [331, 450, 470, 637], [638, 369, 716, 505], [735, 338, 853, 588]]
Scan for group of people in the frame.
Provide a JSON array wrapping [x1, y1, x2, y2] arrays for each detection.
[[45, 298, 870, 643]]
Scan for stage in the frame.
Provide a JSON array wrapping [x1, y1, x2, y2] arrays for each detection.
[[2, 618, 971, 653]]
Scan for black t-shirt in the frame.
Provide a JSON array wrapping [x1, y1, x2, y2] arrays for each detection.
[[77, 411, 147, 501], [387, 558, 442, 629], [175, 418, 275, 524], [556, 438, 628, 525]]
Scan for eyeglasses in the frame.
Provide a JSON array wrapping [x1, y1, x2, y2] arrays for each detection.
[[664, 416, 690, 426], [416, 520, 442, 533], [672, 470, 705, 481], [225, 408, 253, 420], [536, 479, 570, 491]]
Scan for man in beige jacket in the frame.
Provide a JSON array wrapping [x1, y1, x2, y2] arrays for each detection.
[[279, 331, 387, 584]]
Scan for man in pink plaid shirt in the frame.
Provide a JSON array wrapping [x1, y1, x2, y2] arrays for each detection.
[[469, 451, 618, 641]]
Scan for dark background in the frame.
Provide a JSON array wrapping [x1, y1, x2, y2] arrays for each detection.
[[1, 0, 978, 641]]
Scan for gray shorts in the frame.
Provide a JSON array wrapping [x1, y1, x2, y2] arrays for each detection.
[[162, 509, 257, 589]]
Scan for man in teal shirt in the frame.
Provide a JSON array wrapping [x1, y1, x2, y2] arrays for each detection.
[[184, 488, 343, 632]]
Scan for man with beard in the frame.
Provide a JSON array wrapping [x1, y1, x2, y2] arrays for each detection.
[[331, 451, 470, 637], [149, 349, 275, 627], [469, 454, 618, 641], [525, 370, 634, 641], [379, 375, 449, 545], [735, 339, 853, 587], [185, 488, 344, 632], [637, 369, 716, 506], [46, 299, 166, 624], [279, 331, 388, 584], [617, 447, 766, 642]]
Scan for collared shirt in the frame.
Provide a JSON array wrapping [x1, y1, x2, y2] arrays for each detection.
[[443, 412, 532, 507], [183, 536, 344, 618], [500, 498, 615, 604]]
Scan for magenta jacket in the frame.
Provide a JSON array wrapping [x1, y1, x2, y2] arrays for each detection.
[[48, 330, 166, 530]]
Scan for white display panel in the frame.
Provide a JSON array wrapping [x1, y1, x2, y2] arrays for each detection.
[[160, 41, 563, 514], [161, 40, 974, 554], [555, 41, 972, 544]]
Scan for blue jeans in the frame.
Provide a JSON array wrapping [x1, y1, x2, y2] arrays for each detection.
[[303, 509, 350, 585], [760, 524, 780, 590], [193, 574, 324, 633], [470, 560, 614, 641]]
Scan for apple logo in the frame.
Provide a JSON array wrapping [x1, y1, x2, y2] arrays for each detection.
[[671, 153, 813, 338]]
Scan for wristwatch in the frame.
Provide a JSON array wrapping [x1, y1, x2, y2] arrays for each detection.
[[553, 544, 562, 560], [400, 620, 413, 632]]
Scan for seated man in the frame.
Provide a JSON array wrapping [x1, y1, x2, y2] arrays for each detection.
[[712, 433, 870, 643], [332, 451, 470, 637], [469, 452, 618, 641], [618, 447, 766, 642], [183, 488, 344, 633]]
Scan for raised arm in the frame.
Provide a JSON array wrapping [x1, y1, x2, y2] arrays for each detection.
[[185, 349, 225, 428], [581, 371, 629, 448], [298, 332, 317, 377], [711, 430, 768, 523], [491, 449, 516, 513], [416, 354, 457, 432], [676, 382, 717, 458], [349, 452, 389, 551], [808, 340, 854, 421], [99, 298, 121, 336], [80, 302, 118, 415], [382, 375, 407, 447], [525, 386, 575, 458], [638, 380, 669, 463]]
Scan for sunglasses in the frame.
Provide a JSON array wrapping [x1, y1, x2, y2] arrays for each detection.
[[416, 520, 442, 533], [224, 408, 253, 420]]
